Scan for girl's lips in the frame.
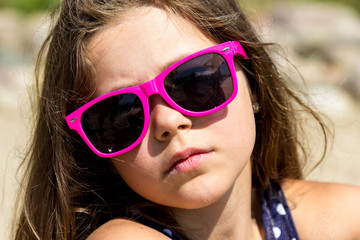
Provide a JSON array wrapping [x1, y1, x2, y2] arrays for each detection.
[[166, 149, 213, 175]]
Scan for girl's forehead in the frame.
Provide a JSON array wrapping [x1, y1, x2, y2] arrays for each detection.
[[88, 6, 211, 59], [87, 6, 216, 95]]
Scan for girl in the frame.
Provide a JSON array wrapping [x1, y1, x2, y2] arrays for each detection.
[[14, 0, 360, 239]]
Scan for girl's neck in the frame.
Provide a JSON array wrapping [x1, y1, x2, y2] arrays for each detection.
[[171, 162, 263, 240]]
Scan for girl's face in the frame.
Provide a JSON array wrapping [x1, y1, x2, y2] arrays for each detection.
[[88, 7, 256, 209]]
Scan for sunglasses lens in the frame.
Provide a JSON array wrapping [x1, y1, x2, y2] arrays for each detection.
[[81, 93, 144, 154], [164, 53, 233, 112]]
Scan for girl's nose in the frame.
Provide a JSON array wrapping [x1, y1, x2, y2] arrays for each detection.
[[149, 95, 192, 141]]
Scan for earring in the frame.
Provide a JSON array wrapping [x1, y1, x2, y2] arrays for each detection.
[[252, 102, 260, 113]]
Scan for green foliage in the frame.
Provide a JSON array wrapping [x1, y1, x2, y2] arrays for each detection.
[[242, 0, 360, 14], [0, 0, 58, 13], [299, 0, 360, 13], [0, 0, 359, 14]]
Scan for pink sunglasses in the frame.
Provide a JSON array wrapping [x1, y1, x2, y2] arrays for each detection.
[[65, 41, 247, 158]]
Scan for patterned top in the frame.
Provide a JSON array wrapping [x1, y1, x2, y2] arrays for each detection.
[[259, 182, 300, 240], [134, 182, 299, 239]]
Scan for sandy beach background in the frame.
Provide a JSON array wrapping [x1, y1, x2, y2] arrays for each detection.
[[1, 1, 359, 239]]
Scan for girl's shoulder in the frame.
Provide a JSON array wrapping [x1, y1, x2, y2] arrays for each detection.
[[86, 218, 172, 240], [281, 179, 360, 240]]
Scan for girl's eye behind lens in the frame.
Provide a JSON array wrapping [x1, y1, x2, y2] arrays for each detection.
[[164, 53, 233, 112], [81, 93, 145, 153]]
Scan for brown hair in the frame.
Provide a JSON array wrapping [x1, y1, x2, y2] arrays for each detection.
[[14, 0, 328, 239]]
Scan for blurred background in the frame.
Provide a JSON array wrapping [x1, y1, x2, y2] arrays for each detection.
[[0, 0, 359, 239]]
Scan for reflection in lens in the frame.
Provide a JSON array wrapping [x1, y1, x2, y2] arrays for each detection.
[[81, 93, 144, 154], [164, 53, 233, 112]]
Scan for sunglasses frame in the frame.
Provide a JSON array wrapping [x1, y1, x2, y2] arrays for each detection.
[[65, 41, 247, 158]]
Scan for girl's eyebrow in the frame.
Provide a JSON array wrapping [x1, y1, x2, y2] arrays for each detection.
[[159, 52, 191, 72], [107, 83, 137, 94], [106, 52, 192, 94]]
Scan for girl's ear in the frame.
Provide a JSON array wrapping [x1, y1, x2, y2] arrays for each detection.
[[252, 102, 261, 113], [251, 92, 260, 113]]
